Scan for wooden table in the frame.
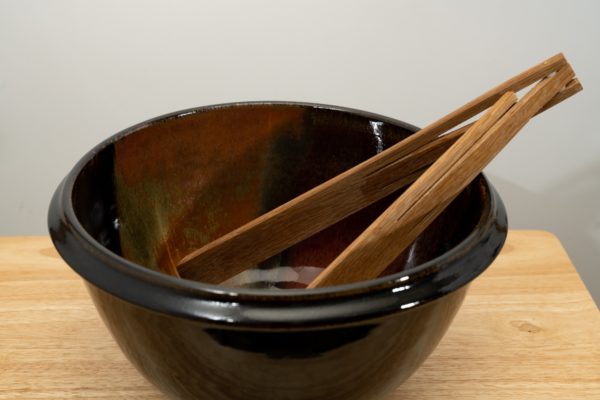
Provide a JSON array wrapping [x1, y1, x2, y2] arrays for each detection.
[[1, 231, 598, 399]]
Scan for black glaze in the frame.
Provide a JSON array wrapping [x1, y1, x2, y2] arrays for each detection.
[[48, 102, 508, 400]]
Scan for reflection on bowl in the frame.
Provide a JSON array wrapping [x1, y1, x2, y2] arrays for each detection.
[[48, 102, 507, 400]]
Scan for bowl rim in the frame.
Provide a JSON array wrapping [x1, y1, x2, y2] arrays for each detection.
[[48, 101, 507, 327]]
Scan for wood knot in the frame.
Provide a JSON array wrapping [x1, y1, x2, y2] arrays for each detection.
[[510, 320, 542, 333]]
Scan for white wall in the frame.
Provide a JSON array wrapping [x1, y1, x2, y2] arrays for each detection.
[[1, 0, 599, 303]]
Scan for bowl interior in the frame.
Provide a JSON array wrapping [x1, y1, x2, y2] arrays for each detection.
[[71, 103, 484, 286]]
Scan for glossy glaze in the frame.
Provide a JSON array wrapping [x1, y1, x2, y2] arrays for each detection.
[[87, 282, 467, 400], [48, 102, 507, 400]]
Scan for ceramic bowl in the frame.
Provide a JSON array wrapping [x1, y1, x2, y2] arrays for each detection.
[[48, 102, 507, 400]]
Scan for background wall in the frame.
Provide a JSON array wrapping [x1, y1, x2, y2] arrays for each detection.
[[1, 0, 598, 304]]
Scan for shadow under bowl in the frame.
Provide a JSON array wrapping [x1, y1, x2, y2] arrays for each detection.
[[48, 102, 507, 400]]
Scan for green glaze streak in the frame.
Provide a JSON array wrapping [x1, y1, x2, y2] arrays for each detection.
[[114, 171, 173, 272]]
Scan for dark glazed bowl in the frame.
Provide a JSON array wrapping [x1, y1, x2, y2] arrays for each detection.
[[48, 102, 507, 400]]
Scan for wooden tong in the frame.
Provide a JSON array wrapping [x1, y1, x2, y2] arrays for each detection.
[[309, 66, 574, 287], [177, 54, 581, 286]]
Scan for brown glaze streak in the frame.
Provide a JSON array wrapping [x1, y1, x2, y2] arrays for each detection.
[[113, 106, 305, 275]]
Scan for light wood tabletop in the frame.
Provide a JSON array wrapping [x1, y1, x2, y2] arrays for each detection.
[[1, 230, 598, 399]]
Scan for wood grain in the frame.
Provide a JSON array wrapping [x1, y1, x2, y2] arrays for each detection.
[[0, 237, 164, 400], [538, 77, 581, 113], [309, 92, 518, 287], [310, 66, 575, 288], [393, 231, 600, 400], [1, 232, 598, 399], [178, 53, 569, 284]]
